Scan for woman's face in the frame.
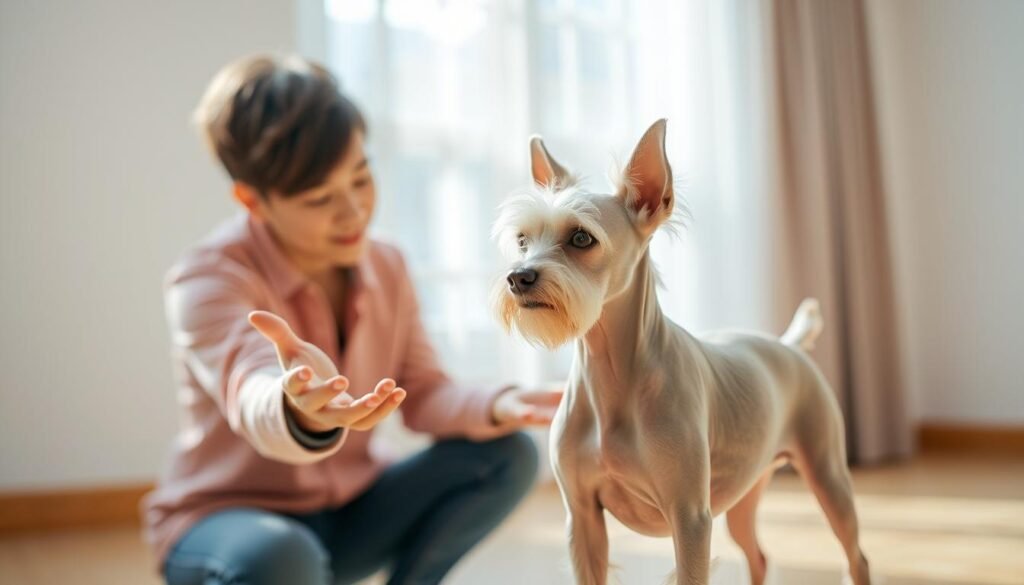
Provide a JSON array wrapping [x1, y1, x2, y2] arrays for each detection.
[[247, 131, 376, 275]]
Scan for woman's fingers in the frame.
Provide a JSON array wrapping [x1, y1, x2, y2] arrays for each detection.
[[369, 377, 399, 403], [348, 388, 406, 431], [293, 375, 350, 413], [506, 400, 555, 426], [321, 379, 401, 427], [539, 390, 564, 406], [522, 388, 564, 406], [523, 407, 555, 425], [282, 366, 313, 398], [351, 378, 397, 408], [249, 310, 303, 357], [512, 403, 538, 423], [283, 371, 407, 432]]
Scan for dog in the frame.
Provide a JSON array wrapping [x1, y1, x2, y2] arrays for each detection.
[[490, 119, 871, 585]]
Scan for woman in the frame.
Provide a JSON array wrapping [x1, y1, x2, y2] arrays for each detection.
[[143, 55, 561, 585]]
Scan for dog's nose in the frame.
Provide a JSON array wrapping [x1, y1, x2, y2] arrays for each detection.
[[506, 268, 539, 294]]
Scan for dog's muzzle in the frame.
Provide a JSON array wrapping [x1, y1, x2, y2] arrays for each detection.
[[506, 268, 539, 295]]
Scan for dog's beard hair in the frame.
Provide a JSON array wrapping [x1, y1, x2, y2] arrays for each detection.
[[490, 261, 603, 349]]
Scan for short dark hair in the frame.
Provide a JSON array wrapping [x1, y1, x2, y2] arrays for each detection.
[[194, 55, 366, 198]]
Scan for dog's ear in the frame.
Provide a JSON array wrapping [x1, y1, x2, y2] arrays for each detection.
[[530, 136, 573, 191], [619, 119, 673, 233]]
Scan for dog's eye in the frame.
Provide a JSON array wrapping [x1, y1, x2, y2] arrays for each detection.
[[517, 234, 528, 251], [570, 230, 595, 249]]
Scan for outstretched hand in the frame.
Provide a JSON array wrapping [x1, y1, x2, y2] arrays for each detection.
[[492, 385, 564, 427], [248, 310, 406, 433]]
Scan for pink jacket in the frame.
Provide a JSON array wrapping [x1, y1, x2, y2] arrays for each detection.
[[142, 213, 514, 567]]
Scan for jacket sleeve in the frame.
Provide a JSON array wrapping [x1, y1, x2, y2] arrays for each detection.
[[164, 255, 348, 463], [389, 251, 520, 440]]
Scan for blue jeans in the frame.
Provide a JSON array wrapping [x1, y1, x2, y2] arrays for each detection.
[[163, 433, 539, 585]]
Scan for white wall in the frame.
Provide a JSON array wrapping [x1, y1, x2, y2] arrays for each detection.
[[868, 0, 1024, 424], [0, 1, 302, 490]]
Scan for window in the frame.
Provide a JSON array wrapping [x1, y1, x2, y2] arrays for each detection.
[[323, 0, 770, 381]]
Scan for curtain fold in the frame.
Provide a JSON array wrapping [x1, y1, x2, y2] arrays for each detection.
[[766, 0, 911, 463]]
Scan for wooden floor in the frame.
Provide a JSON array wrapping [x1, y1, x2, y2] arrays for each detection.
[[1, 453, 1021, 584]]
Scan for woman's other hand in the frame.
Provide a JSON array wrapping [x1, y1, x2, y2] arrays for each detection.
[[491, 385, 564, 427]]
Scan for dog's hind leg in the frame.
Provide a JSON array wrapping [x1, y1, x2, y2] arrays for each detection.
[[726, 470, 773, 585], [792, 445, 871, 585]]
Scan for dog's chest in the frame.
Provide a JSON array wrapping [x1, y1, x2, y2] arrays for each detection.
[[591, 432, 638, 477], [575, 431, 682, 537], [554, 406, 674, 535], [554, 371, 684, 481]]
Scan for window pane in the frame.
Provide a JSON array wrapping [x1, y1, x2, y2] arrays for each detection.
[[537, 22, 566, 134], [576, 26, 608, 82], [326, 22, 376, 108], [391, 29, 441, 125], [374, 153, 436, 268]]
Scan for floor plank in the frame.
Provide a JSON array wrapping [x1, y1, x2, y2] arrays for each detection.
[[2, 453, 1021, 584]]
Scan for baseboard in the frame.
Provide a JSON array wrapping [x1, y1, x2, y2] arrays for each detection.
[[1, 425, 1020, 535], [918, 422, 1024, 455], [0, 482, 154, 535]]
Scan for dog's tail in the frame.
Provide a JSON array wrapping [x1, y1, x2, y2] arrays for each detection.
[[780, 297, 824, 351]]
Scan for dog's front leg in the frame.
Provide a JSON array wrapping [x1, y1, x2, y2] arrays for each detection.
[[664, 450, 712, 585], [668, 504, 712, 585], [565, 496, 610, 585]]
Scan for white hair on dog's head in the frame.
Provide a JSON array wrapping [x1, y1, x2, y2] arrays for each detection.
[[490, 184, 609, 348], [491, 185, 612, 256]]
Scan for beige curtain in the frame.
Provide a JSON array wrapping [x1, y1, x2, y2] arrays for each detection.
[[765, 0, 911, 463]]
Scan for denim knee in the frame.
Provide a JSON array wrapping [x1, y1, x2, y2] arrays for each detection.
[[164, 511, 331, 585], [231, 518, 329, 585], [488, 431, 540, 489]]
